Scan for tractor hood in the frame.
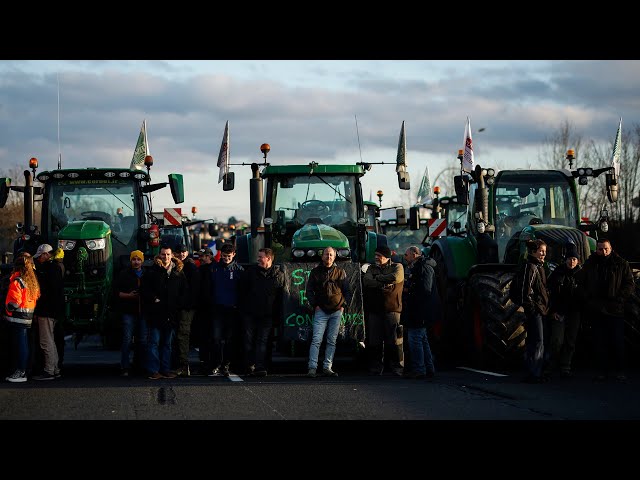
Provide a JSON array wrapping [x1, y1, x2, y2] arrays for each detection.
[[58, 220, 111, 240], [292, 223, 350, 249], [519, 224, 591, 265]]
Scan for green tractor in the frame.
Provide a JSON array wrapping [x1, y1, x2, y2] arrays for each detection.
[[222, 143, 411, 357], [428, 149, 620, 369], [0, 157, 184, 349]]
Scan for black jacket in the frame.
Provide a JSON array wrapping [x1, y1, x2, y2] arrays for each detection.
[[140, 256, 187, 327], [580, 250, 634, 317], [520, 254, 549, 316], [239, 264, 285, 321], [34, 259, 64, 318], [402, 255, 441, 328], [547, 262, 582, 316], [181, 257, 201, 310], [117, 267, 143, 315]]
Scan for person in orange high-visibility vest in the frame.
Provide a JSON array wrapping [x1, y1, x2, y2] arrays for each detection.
[[4, 253, 40, 383]]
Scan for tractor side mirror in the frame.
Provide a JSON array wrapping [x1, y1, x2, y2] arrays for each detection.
[[409, 206, 420, 230], [454, 175, 469, 205], [168, 174, 185, 204], [396, 207, 407, 225], [223, 172, 235, 191], [0, 178, 10, 208], [397, 171, 411, 190], [208, 223, 219, 237]]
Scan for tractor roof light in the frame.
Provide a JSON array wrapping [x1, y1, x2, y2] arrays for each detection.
[[579, 176, 588, 185], [144, 155, 154, 168], [433, 186, 441, 196], [457, 149, 464, 161], [29, 157, 39, 170], [486, 168, 495, 176]]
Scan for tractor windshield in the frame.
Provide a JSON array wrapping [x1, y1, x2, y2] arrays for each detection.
[[272, 174, 358, 229], [46, 180, 139, 246], [493, 170, 578, 257]]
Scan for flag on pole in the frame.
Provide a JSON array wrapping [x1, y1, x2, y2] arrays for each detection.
[[462, 117, 474, 173], [416, 166, 432, 204], [396, 120, 407, 170], [130, 119, 149, 171], [217, 120, 230, 184], [611, 117, 622, 177]]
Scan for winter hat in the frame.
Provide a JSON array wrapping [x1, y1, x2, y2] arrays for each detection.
[[565, 243, 580, 260], [130, 250, 144, 262], [375, 245, 392, 259]]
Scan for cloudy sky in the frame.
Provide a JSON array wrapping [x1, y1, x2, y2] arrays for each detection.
[[0, 60, 637, 223]]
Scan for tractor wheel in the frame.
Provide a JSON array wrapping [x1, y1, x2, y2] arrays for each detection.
[[430, 247, 464, 366], [624, 267, 640, 367], [463, 270, 527, 371]]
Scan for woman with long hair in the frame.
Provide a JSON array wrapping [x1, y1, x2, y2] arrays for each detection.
[[4, 252, 40, 383]]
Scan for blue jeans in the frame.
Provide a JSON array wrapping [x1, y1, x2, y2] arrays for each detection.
[[308, 308, 342, 370], [121, 313, 148, 371], [9, 323, 30, 372], [524, 311, 545, 377], [407, 327, 435, 375], [147, 321, 175, 374]]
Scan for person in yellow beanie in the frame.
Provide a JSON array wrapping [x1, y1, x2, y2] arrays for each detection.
[[51, 247, 66, 374], [117, 249, 146, 376]]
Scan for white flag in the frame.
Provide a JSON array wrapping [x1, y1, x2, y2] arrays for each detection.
[[396, 120, 407, 171], [462, 117, 474, 173], [217, 120, 229, 184], [611, 117, 622, 177], [130, 120, 149, 170]]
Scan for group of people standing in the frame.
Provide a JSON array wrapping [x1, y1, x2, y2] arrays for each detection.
[[516, 237, 635, 384], [117, 242, 286, 379], [304, 244, 441, 380], [4, 243, 66, 382]]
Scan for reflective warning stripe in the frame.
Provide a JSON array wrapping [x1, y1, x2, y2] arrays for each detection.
[[164, 208, 182, 226]]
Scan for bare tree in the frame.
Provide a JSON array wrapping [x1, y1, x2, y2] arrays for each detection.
[[538, 119, 584, 169]]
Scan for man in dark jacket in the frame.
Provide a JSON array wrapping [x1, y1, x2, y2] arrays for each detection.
[[580, 238, 634, 382], [305, 246, 352, 378], [172, 243, 200, 377], [117, 249, 145, 376], [140, 244, 187, 379], [545, 242, 582, 378], [209, 243, 244, 377], [239, 247, 285, 377], [362, 244, 404, 375], [401, 246, 439, 379], [194, 247, 215, 375], [32, 243, 65, 380]]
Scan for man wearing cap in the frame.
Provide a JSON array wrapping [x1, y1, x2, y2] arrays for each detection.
[[172, 243, 200, 376], [32, 244, 64, 380], [362, 244, 404, 375], [117, 250, 146, 376]]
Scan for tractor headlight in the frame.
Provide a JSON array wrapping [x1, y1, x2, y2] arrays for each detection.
[[337, 248, 350, 258], [58, 240, 76, 251], [85, 239, 106, 250], [306, 250, 316, 257], [600, 221, 609, 233], [292, 249, 305, 258]]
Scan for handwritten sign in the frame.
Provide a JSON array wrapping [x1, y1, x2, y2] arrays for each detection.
[[279, 262, 365, 344]]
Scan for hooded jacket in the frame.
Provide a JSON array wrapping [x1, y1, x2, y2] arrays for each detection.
[[4, 272, 38, 326], [402, 255, 441, 328]]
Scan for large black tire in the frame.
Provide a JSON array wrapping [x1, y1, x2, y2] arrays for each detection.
[[463, 270, 526, 371], [624, 266, 640, 367], [430, 247, 465, 366]]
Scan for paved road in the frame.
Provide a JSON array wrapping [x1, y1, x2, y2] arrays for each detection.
[[1, 335, 638, 421]]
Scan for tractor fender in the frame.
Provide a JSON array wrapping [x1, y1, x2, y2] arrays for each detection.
[[430, 236, 477, 281]]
